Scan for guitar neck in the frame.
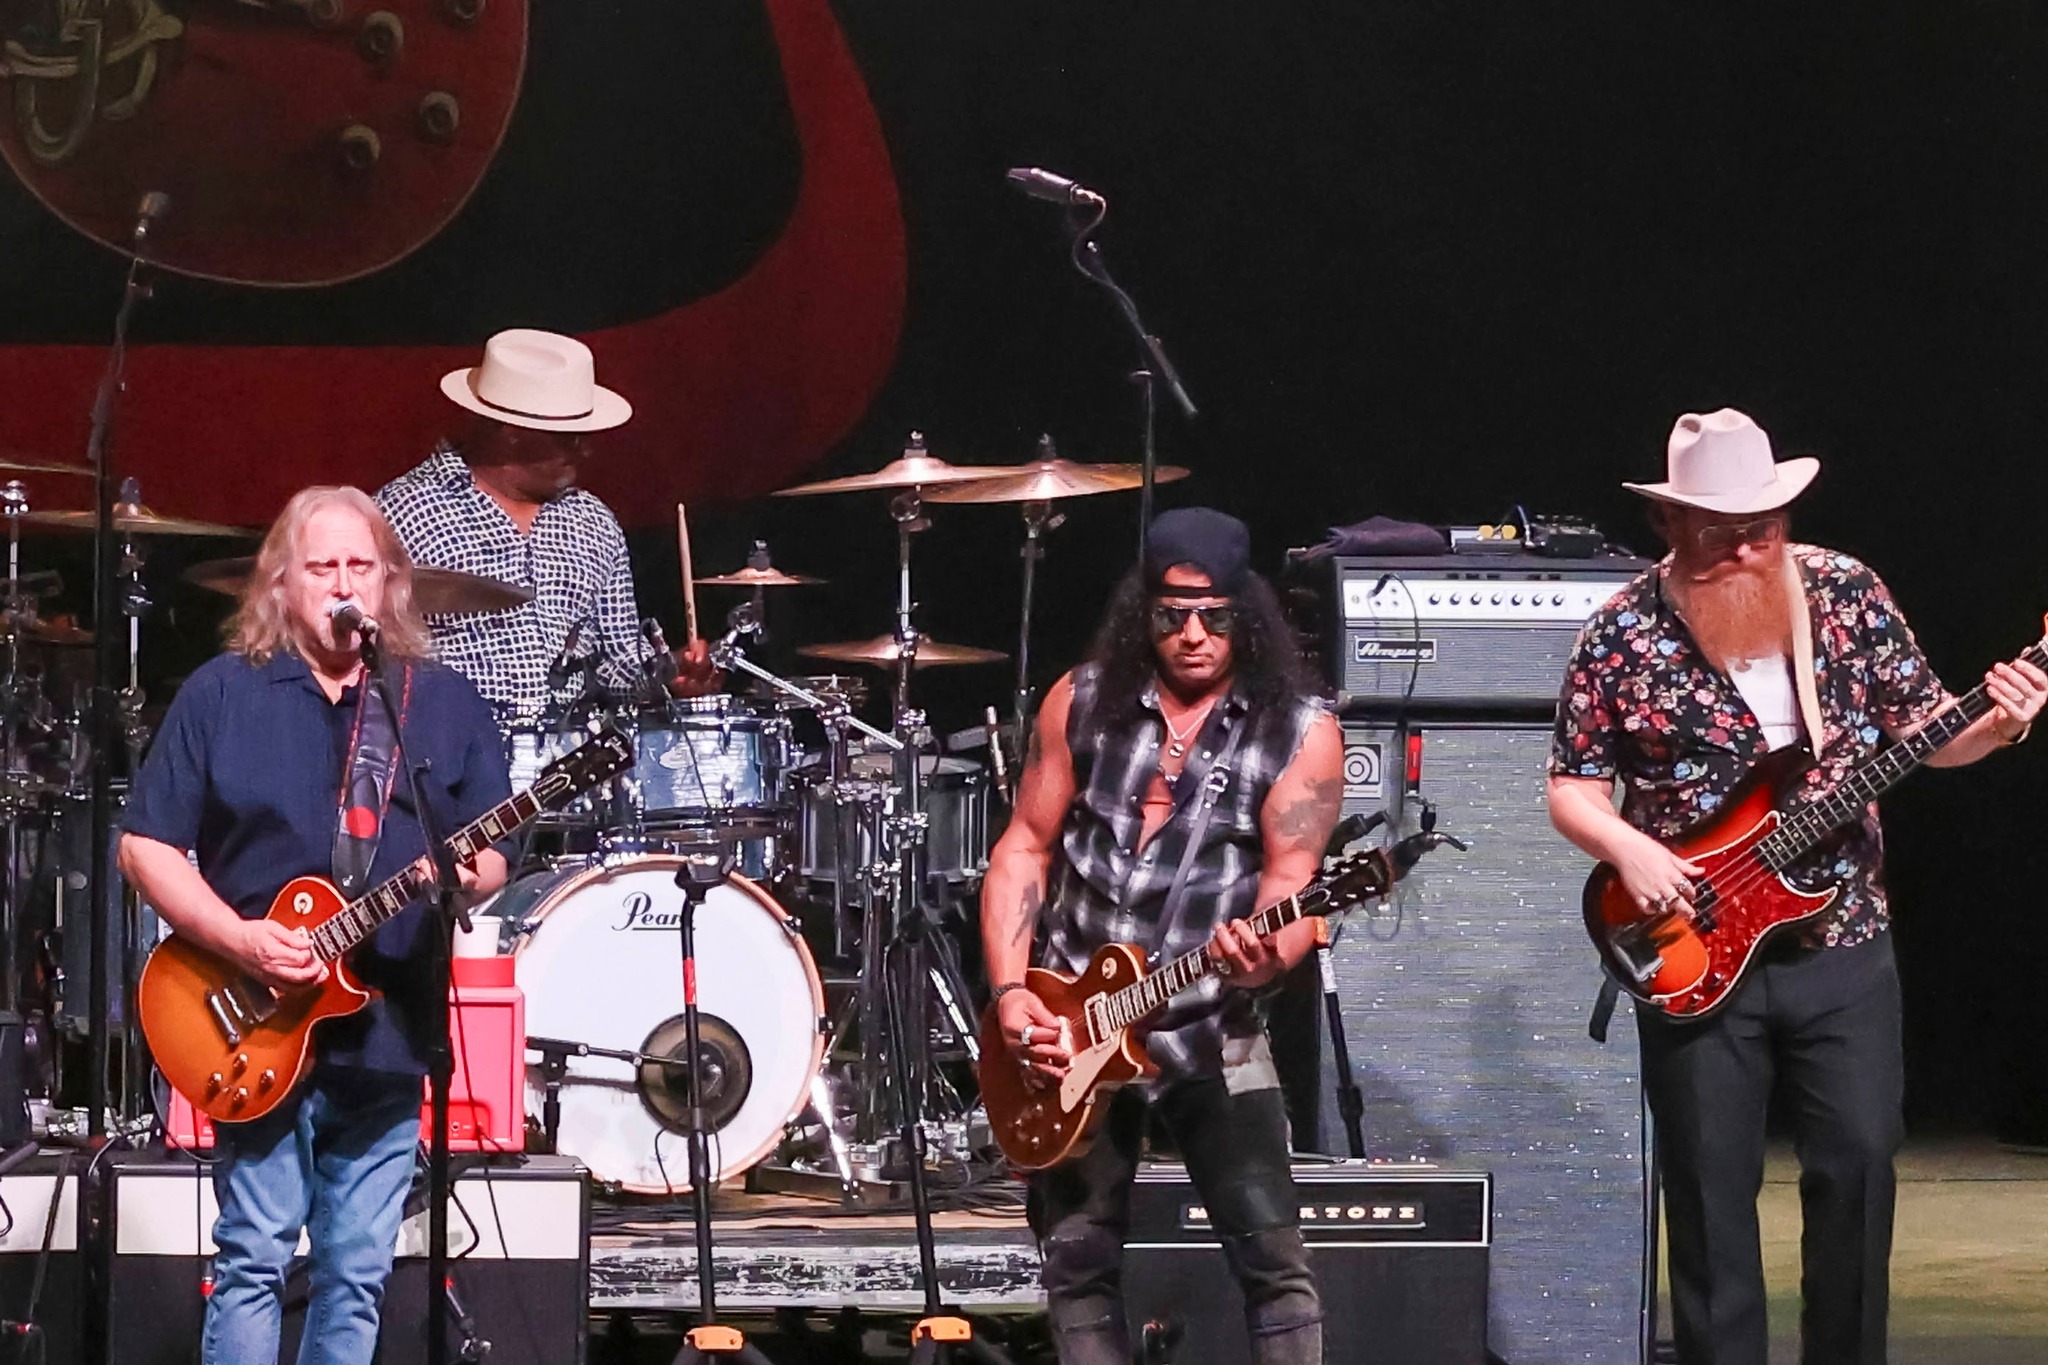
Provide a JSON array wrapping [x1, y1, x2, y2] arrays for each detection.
[[1763, 638, 2048, 866], [1091, 892, 1322, 1039], [306, 788, 546, 962]]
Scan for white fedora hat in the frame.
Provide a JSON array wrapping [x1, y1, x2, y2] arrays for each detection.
[[439, 329, 632, 433], [1623, 408, 1818, 515]]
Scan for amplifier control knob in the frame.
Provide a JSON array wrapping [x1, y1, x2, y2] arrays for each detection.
[[1448, 594, 1461, 605], [1427, 594, 1440, 605], [1552, 593, 1566, 606], [1511, 594, 1523, 605], [1490, 593, 1502, 605]]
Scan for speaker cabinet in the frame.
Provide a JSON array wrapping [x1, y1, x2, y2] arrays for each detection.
[[105, 1151, 588, 1365], [1327, 719, 1647, 1364], [1122, 1160, 1490, 1364]]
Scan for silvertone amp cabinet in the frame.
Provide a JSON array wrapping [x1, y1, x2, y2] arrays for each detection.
[[1298, 552, 1648, 715], [1121, 1160, 1490, 1365]]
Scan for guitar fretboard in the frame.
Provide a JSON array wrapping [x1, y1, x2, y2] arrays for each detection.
[[1085, 870, 1365, 1043], [1756, 639, 2048, 871], [305, 775, 571, 962]]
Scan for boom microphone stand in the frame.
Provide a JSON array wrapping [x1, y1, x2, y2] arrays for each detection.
[[358, 622, 463, 1365], [84, 189, 169, 1142], [1056, 190, 1196, 562]]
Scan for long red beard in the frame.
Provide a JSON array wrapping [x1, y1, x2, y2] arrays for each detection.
[[1674, 549, 1792, 668]]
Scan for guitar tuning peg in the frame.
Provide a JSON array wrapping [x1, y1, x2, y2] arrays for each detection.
[[1420, 800, 1438, 834]]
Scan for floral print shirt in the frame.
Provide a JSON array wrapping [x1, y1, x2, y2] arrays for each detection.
[[1549, 544, 1949, 948]]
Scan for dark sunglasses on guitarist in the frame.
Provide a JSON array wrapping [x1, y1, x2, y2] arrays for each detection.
[[1150, 603, 1237, 636]]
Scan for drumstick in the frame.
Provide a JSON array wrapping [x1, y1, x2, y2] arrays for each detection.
[[677, 503, 699, 642]]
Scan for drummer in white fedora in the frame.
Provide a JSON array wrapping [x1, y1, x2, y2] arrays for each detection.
[[377, 329, 718, 732], [1548, 407, 2045, 1365]]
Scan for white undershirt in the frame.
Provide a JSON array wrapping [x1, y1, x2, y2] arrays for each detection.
[[1727, 654, 1801, 751]]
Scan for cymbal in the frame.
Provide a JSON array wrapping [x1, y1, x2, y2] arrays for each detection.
[[24, 617, 91, 647], [798, 634, 1008, 668], [22, 503, 255, 538], [0, 451, 94, 478], [697, 566, 826, 587], [924, 459, 1192, 504], [771, 439, 999, 496], [184, 558, 535, 615]]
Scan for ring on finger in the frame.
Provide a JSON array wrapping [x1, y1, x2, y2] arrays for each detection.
[[1020, 1024, 1035, 1048], [1217, 958, 1233, 976]]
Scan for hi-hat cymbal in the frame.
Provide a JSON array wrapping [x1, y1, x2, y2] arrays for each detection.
[[184, 558, 535, 615], [798, 634, 1008, 668], [0, 451, 94, 478], [697, 566, 826, 587], [924, 459, 1192, 504], [23, 504, 254, 538]]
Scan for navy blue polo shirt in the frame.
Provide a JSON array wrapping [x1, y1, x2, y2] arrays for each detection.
[[125, 650, 512, 1077]]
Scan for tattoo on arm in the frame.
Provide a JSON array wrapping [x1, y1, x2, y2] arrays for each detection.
[[1273, 776, 1345, 852], [1009, 882, 1045, 948]]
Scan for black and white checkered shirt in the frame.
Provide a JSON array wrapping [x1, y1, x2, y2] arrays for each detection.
[[376, 447, 656, 729], [1044, 663, 1323, 1087]]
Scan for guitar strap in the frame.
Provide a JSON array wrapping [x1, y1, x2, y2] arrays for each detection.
[[1149, 712, 1250, 960], [1783, 553, 1827, 753], [332, 661, 412, 898]]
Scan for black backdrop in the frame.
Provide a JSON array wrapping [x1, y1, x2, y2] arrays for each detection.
[[20, 0, 2048, 1133]]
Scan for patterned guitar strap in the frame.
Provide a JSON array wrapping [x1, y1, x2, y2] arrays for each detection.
[[332, 661, 413, 898]]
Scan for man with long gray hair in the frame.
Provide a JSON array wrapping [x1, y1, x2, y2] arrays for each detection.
[[120, 486, 512, 1365]]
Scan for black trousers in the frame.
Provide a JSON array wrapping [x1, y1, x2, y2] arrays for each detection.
[[1026, 1079, 1322, 1365], [1638, 933, 1904, 1365]]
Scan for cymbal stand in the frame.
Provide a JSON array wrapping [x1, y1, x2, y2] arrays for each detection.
[[1011, 493, 1060, 788], [0, 482, 25, 1018]]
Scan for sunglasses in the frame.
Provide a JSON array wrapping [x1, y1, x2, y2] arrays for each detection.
[[1151, 603, 1237, 636], [1694, 516, 1786, 556]]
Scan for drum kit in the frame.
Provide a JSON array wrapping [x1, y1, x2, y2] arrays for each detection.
[[0, 433, 1188, 1198], [491, 433, 1188, 1199]]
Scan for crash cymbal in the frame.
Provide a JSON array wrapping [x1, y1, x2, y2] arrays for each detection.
[[697, 566, 826, 587], [0, 451, 93, 478], [184, 558, 535, 615], [24, 616, 92, 647], [772, 434, 999, 497], [924, 459, 1192, 504], [22, 503, 255, 538], [798, 634, 1008, 668]]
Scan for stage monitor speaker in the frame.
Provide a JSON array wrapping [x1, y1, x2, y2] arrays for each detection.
[[1328, 719, 1647, 1365], [0, 1158, 81, 1365], [104, 1151, 588, 1365], [1122, 1160, 1490, 1364]]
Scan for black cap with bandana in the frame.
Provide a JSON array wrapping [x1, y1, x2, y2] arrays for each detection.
[[1145, 507, 1251, 598]]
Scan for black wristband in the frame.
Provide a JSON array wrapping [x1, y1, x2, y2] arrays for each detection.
[[991, 981, 1028, 1001]]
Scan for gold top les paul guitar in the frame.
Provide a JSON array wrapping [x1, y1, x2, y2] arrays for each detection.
[[137, 726, 632, 1125], [979, 827, 1460, 1171]]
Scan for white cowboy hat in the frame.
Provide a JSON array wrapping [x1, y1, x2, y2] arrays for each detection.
[[439, 329, 632, 433], [1623, 408, 1819, 515]]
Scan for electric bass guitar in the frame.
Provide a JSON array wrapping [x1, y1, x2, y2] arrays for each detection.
[[138, 724, 632, 1124], [1584, 628, 2048, 1020], [979, 828, 1459, 1171]]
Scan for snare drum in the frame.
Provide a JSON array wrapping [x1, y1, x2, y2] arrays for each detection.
[[799, 754, 989, 885], [630, 696, 793, 824]]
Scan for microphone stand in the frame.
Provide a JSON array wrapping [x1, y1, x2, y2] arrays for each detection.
[[359, 628, 464, 1365], [84, 194, 165, 1143], [1058, 197, 1196, 563]]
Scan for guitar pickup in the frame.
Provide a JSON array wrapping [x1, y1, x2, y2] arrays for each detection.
[[1609, 923, 1666, 988], [205, 991, 244, 1047]]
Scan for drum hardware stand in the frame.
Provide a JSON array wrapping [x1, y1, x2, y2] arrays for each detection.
[[1009, 439, 1064, 774], [668, 854, 775, 1365]]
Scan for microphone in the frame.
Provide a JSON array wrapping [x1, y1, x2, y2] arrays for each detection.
[[328, 599, 379, 641], [640, 617, 681, 685], [133, 190, 170, 246], [545, 621, 585, 688], [1006, 167, 1104, 207], [712, 601, 761, 655]]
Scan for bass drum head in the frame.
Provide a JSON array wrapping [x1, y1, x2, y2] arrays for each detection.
[[511, 857, 825, 1194]]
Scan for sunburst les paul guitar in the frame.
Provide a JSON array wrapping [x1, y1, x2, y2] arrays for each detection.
[[1585, 625, 2048, 1021], [979, 829, 1460, 1171], [138, 725, 631, 1125]]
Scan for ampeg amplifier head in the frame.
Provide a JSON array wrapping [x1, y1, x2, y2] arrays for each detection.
[[1294, 551, 1650, 715]]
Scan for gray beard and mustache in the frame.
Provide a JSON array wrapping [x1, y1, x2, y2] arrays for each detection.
[[1672, 547, 1793, 668]]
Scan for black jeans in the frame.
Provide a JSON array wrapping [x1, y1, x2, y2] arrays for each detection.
[[1639, 933, 1904, 1365], [1026, 1077, 1322, 1365]]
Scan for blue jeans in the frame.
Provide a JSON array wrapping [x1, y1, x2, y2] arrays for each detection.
[[203, 1066, 422, 1365]]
